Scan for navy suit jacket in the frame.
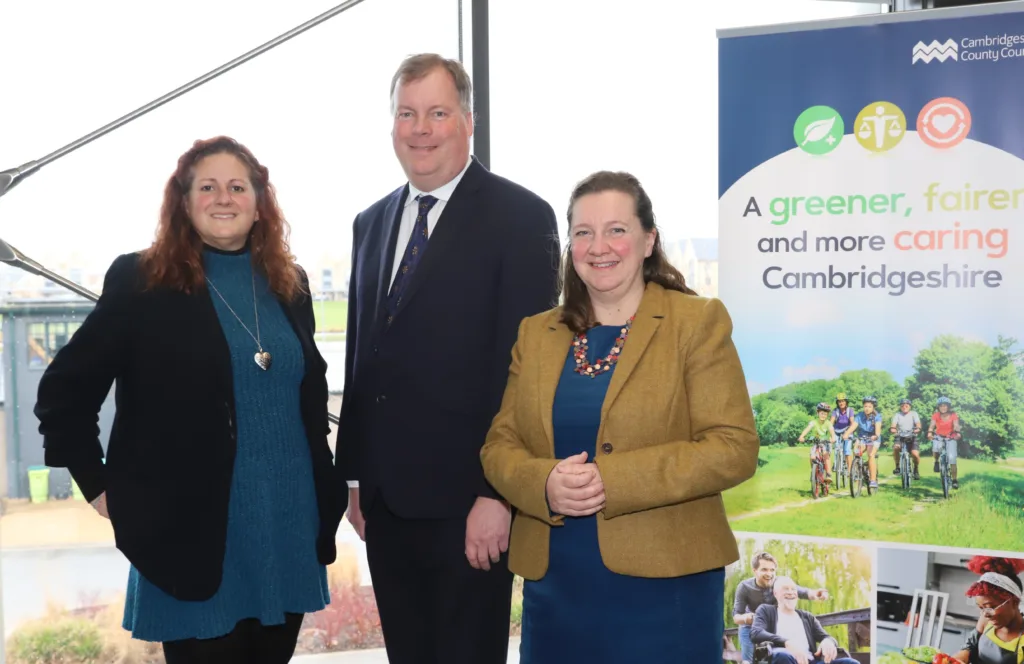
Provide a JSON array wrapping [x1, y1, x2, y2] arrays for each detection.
[[336, 158, 560, 519]]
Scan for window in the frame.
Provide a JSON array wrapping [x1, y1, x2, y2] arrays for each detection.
[[26, 321, 84, 369], [491, 1, 883, 299], [1, 0, 458, 657]]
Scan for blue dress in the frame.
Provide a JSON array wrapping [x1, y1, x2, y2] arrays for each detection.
[[519, 325, 725, 663], [122, 246, 330, 642]]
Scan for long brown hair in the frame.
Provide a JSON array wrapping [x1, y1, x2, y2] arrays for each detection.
[[559, 171, 695, 334], [139, 136, 301, 300]]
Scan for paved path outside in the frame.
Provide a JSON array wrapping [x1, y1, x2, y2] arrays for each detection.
[[294, 639, 521, 663]]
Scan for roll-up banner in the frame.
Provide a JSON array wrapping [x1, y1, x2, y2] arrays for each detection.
[[718, 4, 1024, 662]]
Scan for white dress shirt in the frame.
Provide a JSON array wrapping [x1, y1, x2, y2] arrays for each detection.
[[346, 157, 473, 492], [388, 156, 473, 290]]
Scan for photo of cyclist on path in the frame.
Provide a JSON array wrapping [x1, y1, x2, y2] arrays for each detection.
[[798, 403, 836, 483], [891, 398, 922, 481], [843, 396, 882, 490], [928, 396, 963, 490]]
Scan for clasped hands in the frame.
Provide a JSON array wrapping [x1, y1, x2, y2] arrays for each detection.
[[545, 451, 606, 517]]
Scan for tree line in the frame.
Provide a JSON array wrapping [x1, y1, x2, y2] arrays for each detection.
[[752, 335, 1024, 460]]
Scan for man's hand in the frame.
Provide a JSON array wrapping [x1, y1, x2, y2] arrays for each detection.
[[346, 486, 365, 541], [90, 492, 109, 519], [817, 638, 839, 663], [812, 588, 830, 601], [783, 643, 810, 664], [465, 496, 511, 571], [744, 612, 755, 626], [545, 452, 605, 517]]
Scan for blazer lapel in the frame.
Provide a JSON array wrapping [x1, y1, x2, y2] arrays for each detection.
[[601, 283, 666, 417], [374, 186, 408, 319], [196, 285, 234, 393], [279, 292, 316, 372], [538, 319, 574, 453], [389, 160, 487, 320]]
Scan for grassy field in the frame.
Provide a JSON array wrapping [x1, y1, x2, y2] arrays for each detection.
[[312, 299, 347, 333], [724, 446, 1024, 551]]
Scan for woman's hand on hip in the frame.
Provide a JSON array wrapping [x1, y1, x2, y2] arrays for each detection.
[[90, 492, 109, 519], [545, 452, 605, 517]]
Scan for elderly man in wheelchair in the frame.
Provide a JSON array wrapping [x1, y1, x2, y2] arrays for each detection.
[[750, 576, 858, 664]]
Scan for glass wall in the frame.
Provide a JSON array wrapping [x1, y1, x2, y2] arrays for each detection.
[[0, 0, 457, 660], [0, 0, 884, 661], [490, 1, 884, 299]]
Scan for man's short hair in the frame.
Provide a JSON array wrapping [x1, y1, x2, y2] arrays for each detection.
[[773, 576, 798, 595], [390, 53, 473, 115], [752, 552, 777, 570]]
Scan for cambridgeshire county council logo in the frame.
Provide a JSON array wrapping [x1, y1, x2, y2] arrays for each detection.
[[913, 39, 958, 64]]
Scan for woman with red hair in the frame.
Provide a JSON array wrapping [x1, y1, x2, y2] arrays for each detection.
[[34, 136, 341, 663], [953, 556, 1024, 663]]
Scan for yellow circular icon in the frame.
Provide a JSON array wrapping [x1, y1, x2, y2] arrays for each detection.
[[854, 102, 906, 152]]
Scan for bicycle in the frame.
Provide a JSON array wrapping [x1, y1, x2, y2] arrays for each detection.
[[808, 438, 830, 499], [831, 433, 847, 490], [934, 435, 954, 499], [848, 435, 876, 498], [894, 433, 916, 491]]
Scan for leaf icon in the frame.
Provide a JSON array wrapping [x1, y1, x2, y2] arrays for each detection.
[[802, 117, 837, 145]]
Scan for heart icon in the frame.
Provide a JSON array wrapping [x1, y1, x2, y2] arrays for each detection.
[[254, 351, 272, 371], [931, 114, 956, 134]]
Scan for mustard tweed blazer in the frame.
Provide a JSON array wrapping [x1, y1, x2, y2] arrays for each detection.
[[480, 281, 759, 581]]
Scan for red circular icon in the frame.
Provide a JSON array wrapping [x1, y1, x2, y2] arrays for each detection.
[[917, 97, 972, 149]]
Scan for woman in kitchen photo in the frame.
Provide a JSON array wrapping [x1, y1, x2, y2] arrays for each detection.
[[952, 555, 1024, 664]]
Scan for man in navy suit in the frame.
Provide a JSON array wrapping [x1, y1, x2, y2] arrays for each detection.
[[335, 53, 560, 663]]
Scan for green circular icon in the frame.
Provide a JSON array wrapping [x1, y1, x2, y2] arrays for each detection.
[[794, 106, 845, 155]]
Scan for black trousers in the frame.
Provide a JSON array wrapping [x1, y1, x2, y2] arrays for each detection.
[[161, 613, 304, 664], [365, 497, 514, 664]]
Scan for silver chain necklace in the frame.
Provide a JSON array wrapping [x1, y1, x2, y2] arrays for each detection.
[[205, 271, 272, 371]]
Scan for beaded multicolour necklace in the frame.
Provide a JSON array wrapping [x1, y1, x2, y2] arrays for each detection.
[[572, 316, 636, 378]]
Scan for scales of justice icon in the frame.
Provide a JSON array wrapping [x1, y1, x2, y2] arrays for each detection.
[[857, 104, 905, 150]]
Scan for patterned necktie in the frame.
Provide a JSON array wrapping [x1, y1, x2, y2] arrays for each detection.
[[385, 194, 438, 323]]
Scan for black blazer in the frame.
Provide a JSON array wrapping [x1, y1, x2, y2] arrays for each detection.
[[337, 158, 560, 519], [33, 252, 341, 601], [751, 604, 837, 652]]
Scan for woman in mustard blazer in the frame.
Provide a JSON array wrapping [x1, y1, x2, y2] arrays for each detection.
[[480, 171, 759, 663]]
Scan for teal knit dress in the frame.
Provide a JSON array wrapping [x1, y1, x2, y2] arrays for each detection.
[[122, 245, 330, 642]]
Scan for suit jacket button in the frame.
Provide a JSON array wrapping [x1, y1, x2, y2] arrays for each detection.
[[601, 443, 613, 454], [377, 394, 386, 403]]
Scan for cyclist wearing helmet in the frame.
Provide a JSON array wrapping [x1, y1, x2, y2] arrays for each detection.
[[843, 396, 882, 488], [798, 402, 836, 481], [928, 396, 962, 489], [830, 393, 855, 448], [891, 398, 922, 480]]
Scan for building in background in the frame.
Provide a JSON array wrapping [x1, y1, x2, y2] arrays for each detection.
[[666, 238, 718, 298]]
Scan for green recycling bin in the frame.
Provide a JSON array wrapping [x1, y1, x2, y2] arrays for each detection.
[[27, 466, 50, 504]]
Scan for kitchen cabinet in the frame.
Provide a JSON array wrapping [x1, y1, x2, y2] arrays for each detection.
[[878, 547, 931, 595], [932, 552, 971, 568], [939, 623, 972, 656], [876, 620, 907, 650]]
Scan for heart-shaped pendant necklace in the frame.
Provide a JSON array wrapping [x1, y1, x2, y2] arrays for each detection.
[[205, 270, 271, 371]]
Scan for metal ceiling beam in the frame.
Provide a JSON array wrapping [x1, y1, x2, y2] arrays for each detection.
[[0, 0, 368, 201]]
